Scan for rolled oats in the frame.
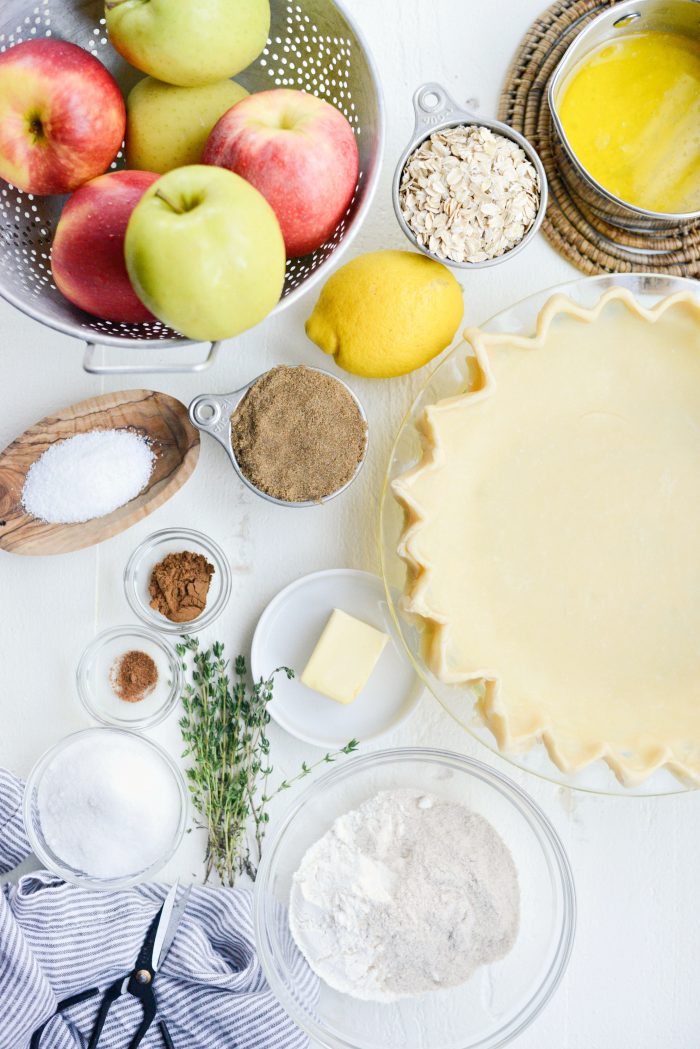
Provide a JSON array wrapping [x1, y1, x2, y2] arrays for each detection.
[[399, 125, 540, 264]]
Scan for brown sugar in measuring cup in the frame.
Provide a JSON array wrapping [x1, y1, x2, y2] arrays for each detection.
[[230, 365, 368, 504]]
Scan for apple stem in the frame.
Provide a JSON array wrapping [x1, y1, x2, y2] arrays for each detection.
[[154, 188, 185, 215]]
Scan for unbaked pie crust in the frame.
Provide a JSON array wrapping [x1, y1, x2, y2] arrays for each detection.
[[394, 289, 700, 786]]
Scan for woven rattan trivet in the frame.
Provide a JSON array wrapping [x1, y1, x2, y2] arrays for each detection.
[[498, 0, 700, 276]]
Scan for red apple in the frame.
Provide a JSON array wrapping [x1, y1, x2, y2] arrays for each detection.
[[0, 39, 126, 196], [51, 170, 159, 323], [203, 88, 359, 258]]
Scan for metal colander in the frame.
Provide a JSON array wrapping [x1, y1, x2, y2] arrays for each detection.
[[0, 0, 384, 373]]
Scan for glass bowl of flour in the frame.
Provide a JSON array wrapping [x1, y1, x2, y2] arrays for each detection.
[[254, 747, 575, 1049]]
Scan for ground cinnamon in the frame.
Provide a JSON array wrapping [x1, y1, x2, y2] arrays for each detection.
[[148, 549, 215, 623], [230, 365, 367, 503], [110, 650, 158, 703]]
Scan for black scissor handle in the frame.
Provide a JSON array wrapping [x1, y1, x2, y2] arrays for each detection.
[[87, 979, 126, 1049], [30, 988, 100, 1049], [126, 983, 158, 1049], [159, 1019, 176, 1049]]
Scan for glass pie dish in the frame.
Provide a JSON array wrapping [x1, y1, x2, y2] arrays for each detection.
[[380, 273, 700, 797]]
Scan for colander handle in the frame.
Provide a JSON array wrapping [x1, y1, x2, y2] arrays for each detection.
[[82, 340, 222, 375], [410, 82, 478, 137]]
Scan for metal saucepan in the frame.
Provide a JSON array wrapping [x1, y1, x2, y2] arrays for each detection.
[[548, 0, 700, 233]]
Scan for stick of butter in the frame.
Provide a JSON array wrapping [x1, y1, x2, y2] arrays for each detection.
[[301, 608, 389, 704]]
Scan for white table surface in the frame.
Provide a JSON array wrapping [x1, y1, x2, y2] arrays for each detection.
[[1, 1, 697, 1045]]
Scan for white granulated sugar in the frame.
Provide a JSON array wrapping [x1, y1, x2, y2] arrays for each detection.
[[399, 125, 540, 264], [21, 428, 155, 524], [37, 734, 181, 879], [289, 789, 520, 1002]]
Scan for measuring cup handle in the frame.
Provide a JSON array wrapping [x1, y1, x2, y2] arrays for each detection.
[[411, 82, 477, 137], [82, 340, 221, 376], [189, 394, 227, 434], [188, 390, 246, 445]]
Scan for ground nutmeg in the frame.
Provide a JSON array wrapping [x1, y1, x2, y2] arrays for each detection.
[[110, 650, 158, 704], [230, 365, 367, 503]]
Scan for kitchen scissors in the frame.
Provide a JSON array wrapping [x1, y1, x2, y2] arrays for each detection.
[[30, 881, 191, 1049]]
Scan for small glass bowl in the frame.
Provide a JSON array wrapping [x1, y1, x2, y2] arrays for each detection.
[[24, 727, 188, 891], [255, 747, 575, 1049], [77, 626, 182, 729], [124, 527, 232, 635]]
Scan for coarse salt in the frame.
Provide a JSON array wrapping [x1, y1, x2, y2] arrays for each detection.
[[37, 734, 181, 879], [21, 428, 155, 524]]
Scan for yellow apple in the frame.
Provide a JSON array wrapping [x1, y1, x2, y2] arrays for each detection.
[[126, 77, 248, 174], [125, 165, 286, 342], [105, 0, 270, 87]]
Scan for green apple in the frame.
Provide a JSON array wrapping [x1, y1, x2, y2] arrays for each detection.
[[125, 165, 286, 341], [126, 77, 248, 174], [105, 0, 270, 87]]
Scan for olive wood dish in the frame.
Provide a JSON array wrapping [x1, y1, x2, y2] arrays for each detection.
[[0, 389, 199, 555], [189, 366, 368, 508]]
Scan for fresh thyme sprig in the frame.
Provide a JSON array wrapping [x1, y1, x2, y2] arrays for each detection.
[[177, 635, 359, 885]]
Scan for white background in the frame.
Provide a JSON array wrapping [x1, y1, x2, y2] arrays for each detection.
[[1, 1, 697, 1046]]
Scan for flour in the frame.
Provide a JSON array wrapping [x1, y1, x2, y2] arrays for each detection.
[[289, 789, 520, 1002]]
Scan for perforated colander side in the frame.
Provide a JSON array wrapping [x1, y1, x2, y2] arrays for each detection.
[[0, 0, 384, 348]]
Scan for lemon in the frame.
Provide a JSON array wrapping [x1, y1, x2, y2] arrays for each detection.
[[305, 250, 464, 379]]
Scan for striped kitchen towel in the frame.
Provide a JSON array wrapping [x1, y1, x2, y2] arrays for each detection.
[[0, 768, 315, 1049]]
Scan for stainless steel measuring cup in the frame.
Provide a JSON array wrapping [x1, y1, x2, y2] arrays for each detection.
[[392, 82, 548, 269], [188, 366, 369, 508]]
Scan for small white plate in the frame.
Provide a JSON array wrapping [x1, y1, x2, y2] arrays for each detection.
[[250, 569, 422, 748]]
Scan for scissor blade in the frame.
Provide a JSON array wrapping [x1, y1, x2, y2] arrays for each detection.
[[152, 883, 191, 972]]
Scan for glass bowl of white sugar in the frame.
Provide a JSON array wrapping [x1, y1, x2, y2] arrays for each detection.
[[24, 728, 188, 890], [254, 747, 575, 1049]]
